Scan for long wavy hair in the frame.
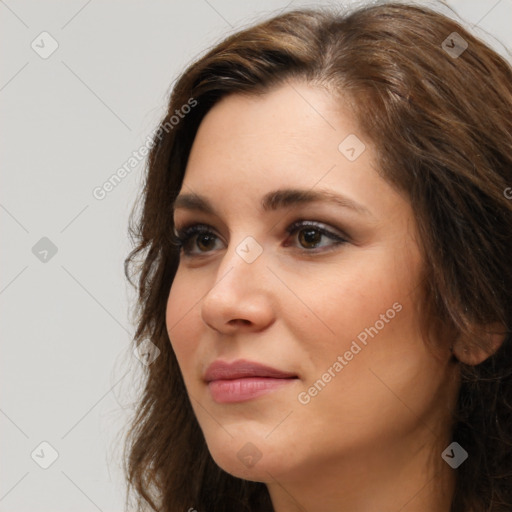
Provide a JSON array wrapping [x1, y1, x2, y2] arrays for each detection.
[[123, 2, 512, 511]]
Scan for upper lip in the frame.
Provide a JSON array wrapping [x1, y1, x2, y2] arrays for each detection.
[[203, 359, 298, 382]]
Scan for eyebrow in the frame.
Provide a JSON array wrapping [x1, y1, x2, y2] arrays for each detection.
[[172, 188, 372, 217]]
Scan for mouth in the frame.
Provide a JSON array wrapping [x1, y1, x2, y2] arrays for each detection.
[[203, 359, 299, 403]]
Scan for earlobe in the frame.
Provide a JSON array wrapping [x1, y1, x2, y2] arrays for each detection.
[[451, 322, 508, 365]]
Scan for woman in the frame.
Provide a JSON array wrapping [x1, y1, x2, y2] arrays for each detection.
[[123, 2, 512, 511]]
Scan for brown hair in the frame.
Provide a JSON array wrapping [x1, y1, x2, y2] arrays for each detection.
[[123, 2, 512, 511]]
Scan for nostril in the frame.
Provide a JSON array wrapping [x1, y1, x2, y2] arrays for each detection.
[[229, 319, 251, 326]]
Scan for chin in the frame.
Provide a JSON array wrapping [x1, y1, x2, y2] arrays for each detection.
[[204, 433, 288, 483]]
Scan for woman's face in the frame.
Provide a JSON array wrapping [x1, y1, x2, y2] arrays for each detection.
[[166, 81, 459, 491]]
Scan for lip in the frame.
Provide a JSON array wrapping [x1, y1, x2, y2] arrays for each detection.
[[204, 359, 298, 403], [204, 359, 298, 381]]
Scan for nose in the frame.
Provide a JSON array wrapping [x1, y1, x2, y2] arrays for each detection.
[[200, 243, 275, 334]]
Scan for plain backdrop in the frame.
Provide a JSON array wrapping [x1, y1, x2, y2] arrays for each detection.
[[1, 0, 511, 510]]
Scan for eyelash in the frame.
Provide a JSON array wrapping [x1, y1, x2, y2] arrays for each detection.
[[172, 220, 348, 257]]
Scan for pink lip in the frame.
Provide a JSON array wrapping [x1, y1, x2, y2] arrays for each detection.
[[204, 359, 298, 403]]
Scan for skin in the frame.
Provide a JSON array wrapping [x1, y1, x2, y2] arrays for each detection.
[[166, 80, 463, 512]]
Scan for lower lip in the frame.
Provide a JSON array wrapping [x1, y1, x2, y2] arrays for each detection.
[[208, 377, 297, 403]]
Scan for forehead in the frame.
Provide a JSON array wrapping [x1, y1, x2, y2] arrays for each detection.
[[188, 82, 351, 164], [180, 81, 407, 223]]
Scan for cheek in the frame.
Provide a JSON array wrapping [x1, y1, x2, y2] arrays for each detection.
[[165, 273, 203, 374], [292, 259, 442, 428], [287, 247, 434, 425], [287, 251, 412, 366]]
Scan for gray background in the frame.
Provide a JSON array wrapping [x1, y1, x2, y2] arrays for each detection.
[[1, 0, 511, 510]]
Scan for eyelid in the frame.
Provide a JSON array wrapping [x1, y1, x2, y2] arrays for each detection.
[[173, 218, 348, 238], [173, 219, 350, 256], [286, 219, 349, 243]]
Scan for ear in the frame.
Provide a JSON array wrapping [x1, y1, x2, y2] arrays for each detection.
[[452, 322, 507, 365]]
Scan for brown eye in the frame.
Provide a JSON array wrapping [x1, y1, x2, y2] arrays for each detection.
[[286, 220, 348, 252], [173, 224, 221, 255], [195, 233, 217, 252], [174, 220, 348, 258], [297, 228, 323, 249]]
